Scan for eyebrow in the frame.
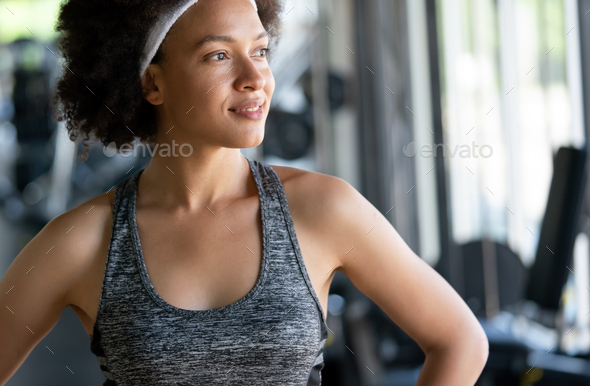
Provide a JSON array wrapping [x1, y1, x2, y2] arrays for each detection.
[[191, 31, 269, 52]]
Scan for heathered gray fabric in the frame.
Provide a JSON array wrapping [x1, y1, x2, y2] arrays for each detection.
[[90, 156, 329, 385]]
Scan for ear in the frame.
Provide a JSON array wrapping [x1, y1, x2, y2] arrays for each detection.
[[141, 65, 164, 106]]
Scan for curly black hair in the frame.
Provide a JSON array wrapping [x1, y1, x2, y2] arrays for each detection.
[[52, 0, 283, 161]]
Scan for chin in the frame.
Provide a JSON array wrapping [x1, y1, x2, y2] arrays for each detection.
[[243, 132, 265, 148], [224, 127, 264, 149]]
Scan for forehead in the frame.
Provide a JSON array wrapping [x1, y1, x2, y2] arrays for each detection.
[[171, 0, 263, 40]]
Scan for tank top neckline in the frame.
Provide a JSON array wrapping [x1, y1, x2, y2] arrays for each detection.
[[127, 155, 270, 319]]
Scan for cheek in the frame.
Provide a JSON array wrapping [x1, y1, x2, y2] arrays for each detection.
[[174, 70, 226, 115]]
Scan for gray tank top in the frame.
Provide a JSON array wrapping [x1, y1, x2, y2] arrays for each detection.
[[89, 156, 329, 385]]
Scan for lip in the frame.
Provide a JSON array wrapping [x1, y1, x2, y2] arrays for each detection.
[[228, 98, 265, 111], [229, 105, 264, 120]]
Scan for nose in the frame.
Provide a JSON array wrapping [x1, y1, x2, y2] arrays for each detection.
[[233, 54, 266, 91]]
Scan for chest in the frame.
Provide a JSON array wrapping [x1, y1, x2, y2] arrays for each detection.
[[135, 197, 264, 311], [133, 191, 331, 318]]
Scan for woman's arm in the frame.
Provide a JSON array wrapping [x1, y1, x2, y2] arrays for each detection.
[[0, 193, 113, 385], [310, 174, 489, 386]]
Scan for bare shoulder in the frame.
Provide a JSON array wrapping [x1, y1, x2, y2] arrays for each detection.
[[45, 189, 116, 306], [0, 189, 115, 314], [1, 188, 116, 309], [46, 188, 115, 241], [269, 164, 361, 268], [269, 164, 354, 212]]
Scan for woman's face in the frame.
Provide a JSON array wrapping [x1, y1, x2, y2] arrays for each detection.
[[144, 0, 275, 150]]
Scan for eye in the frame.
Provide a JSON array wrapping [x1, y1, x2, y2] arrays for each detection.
[[254, 47, 269, 58], [210, 52, 228, 61]]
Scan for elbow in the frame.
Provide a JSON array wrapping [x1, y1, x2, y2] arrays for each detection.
[[469, 325, 489, 371], [477, 330, 489, 368], [424, 322, 489, 365], [455, 325, 489, 380], [449, 322, 489, 370]]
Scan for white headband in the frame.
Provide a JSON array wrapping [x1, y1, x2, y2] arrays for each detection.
[[139, 0, 258, 78]]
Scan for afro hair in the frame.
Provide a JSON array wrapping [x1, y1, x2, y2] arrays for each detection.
[[52, 0, 283, 160]]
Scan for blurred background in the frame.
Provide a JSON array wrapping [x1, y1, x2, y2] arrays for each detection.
[[1, 0, 590, 384]]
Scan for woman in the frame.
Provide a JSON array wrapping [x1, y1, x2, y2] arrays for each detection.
[[0, 0, 488, 385]]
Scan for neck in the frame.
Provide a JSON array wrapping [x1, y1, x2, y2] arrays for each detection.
[[138, 145, 250, 211]]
